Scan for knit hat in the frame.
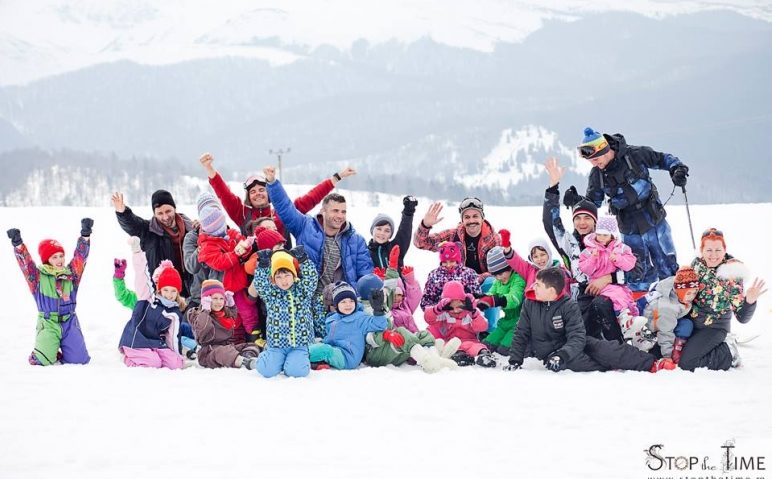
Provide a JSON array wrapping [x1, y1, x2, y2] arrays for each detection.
[[578, 127, 610, 159], [257, 229, 285, 251], [370, 213, 395, 238], [201, 279, 226, 298], [200, 205, 227, 237], [151, 189, 176, 210], [486, 246, 510, 275], [38, 239, 65, 264], [156, 263, 182, 292], [441, 281, 466, 301], [270, 251, 298, 279], [196, 192, 220, 213], [332, 282, 358, 312], [356, 274, 384, 301], [674, 266, 699, 290], [572, 198, 598, 223], [438, 241, 462, 265], [595, 215, 619, 236]]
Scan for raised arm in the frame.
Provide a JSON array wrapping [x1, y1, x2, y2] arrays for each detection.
[[265, 172, 311, 239], [413, 202, 455, 251], [70, 218, 93, 287], [131, 241, 154, 301], [7, 229, 39, 294], [112, 192, 151, 239]]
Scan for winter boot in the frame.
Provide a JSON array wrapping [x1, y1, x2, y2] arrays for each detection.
[[650, 357, 676, 372], [475, 349, 497, 368], [311, 362, 331, 371], [725, 333, 741, 368], [450, 350, 475, 367], [237, 355, 257, 370], [181, 336, 198, 360], [671, 338, 687, 364]]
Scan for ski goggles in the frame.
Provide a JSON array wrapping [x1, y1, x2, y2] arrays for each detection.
[[458, 197, 484, 215], [244, 174, 267, 191], [701, 228, 723, 238], [577, 138, 610, 159]]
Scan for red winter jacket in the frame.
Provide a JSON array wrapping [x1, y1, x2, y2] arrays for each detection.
[[197, 229, 249, 293]]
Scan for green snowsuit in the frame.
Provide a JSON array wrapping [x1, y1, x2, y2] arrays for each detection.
[[483, 271, 526, 352]]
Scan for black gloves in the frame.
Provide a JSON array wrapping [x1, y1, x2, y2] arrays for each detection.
[[257, 249, 272, 268], [370, 289, 386, 316], [562, 185, 583, 209], [402, 195, 418, 216], [504, 360, 522, 371], [545, 351, 568, 372], [461, 297, 475, 312], [670, 164, 689, 187], [6, 228, 22, 247], [80, 218, 94, 237], [290, 245, 308, 263]]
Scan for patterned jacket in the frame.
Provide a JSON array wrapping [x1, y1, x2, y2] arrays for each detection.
[[413, 220, 500, 274], [690, 255, 756, 332], [420, 264, 481, 310]]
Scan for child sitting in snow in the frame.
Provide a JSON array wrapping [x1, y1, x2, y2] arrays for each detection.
[[309, 282, 388, 369], [252, 247, 317, 378], [7, 219, 94, 366], [374, 246, 422, 333], [424, 280, 494, 367], [578, 215, 639, 318], [420, 241, 481, 311], [118, 247, 186, 369], [187, 279, 261, 369]]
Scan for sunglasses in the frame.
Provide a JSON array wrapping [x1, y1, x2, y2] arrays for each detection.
[[701, 228, 723, 238], [459, 197, 483, 214], [577, 139, 609, 159], [244, 174, 267, 191]]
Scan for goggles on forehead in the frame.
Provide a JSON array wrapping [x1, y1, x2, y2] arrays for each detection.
[[244, 174, 267, 191], [577, 138, 610, 159], [701, 228, 723, 238], [458, 197, 483, 214]]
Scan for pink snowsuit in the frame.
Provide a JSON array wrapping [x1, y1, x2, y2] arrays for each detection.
[[506, 239, 572, 297], [578, 234, 639, 316], [390, 272, 422, 333], [424, 303, 488, 356]]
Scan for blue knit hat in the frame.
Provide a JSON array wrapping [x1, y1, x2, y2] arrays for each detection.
[[486, 246, 510, 275], [200, 205, 227, 237], [356, 274, 384, 301], [332, 282, 358, 312], [578, 127, 610, 159]]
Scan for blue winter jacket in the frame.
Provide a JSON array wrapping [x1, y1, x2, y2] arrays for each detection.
[[268, 180, 374, 285], [119, 298, 181, 350], [324, 308, 387, 369]]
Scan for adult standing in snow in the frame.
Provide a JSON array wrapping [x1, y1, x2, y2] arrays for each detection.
[[413, 198, 500, 276], [543, 158, 625, 342], [678, 228, 766, 371], [199, 152, 356, 237], [573, 127, 688, 295], [112, 190, 195, 297], [263, 166, 373, 338], [369, 196, 417, 270]]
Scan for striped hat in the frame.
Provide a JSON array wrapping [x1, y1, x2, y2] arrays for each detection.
[[332, 281, 358, 312], [200, 205, 227, 237], [201, 279, 226, 298], [197, 192, 221, 213], [486, 246, 510, 275]]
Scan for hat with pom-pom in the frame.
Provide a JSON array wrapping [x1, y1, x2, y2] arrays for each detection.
[[200, 205, 227, 237], [201, 279, 226, 298], [155, 261, 182, 292], [331, 281, 358, 312], [578, 127, 610, 159]]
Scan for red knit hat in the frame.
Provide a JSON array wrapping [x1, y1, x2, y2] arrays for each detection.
[[674, 265, 699, 302], [257, 229, 285, 251], [38, 239, 65, 264], [157, 264, 182, 292], [441, 281, 466, 301], [438, 241, 462, 265]]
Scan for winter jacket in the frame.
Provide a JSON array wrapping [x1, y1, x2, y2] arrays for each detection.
[[382, 267, 422, 333], [413, 220, 500, 274], [209, 172, 334, 236], [182, 229, 223, 305], [115, 206, 194, 296], [323, 309, 388, 369], [690, 255, 757, 332], [642, 277, 692, 358], [487, 270, 526, 329], [186, 306, 257, 368], [505, 239, 572, 298], [424, 304, 488, 344], [267, 179, 373, 285], [420, 264, 481, 310], [579, 234, 638, 315], [253, 257, 318, 349], [509, 291, 586, 365], [368, 209, 414, 270], [197, 229, 249, 293], [586, 133, 684, 235]]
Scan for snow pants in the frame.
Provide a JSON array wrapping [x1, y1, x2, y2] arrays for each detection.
[[678, 328, 732, 371], [578, 294, 624, 343], [561, 336, 655, 372], [483, 315, 517, 354], [257, 346, 310, 378], [121, 347, 184, 369], [198, 343, 261, 369], [622, 220, 679, 293], [32, 314, 90, 366], [309, 343, 347, 369]]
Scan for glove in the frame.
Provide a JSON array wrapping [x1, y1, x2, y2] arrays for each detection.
[[382, 330, 405, 348], [477, 296, 495, 309], [545, 351, 567, 372], [127, 236, 141, 254], [401, 265, 414, 278], [670, 164, 689, 187], [224, 291, 235, 308], [370, 289, 386, 316], [476, 300, 490, 312], [113, 258, 127, 279], [243, 235, 255, 249], [462, 294, 475, 312], [80, 218, 94, 237], [562, 185, 582, 209], [388, 245, 400, 269], [290, 244, 308, 263], [504, 361, 522, 371], [435, 298, 453, 312], [372, 267, 386, 279], [257, 249, 272, 268], [201, 295, 212, 311], [402, 195, 418, 216], [6, 228, 22, 247], [499, 229, 511, 249]]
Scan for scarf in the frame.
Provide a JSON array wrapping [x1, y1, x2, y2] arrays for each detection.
[[213, 308, 236, 330]]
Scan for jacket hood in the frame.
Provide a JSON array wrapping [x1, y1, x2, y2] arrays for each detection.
[[527, 238, 554, 267]]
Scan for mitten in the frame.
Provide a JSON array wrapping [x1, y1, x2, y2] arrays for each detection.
[[6, 228, 22, 247], [127, 236, 141, 254], [370, 289, 386, 316], [669, 164, 689, 187], [388, 245, 400, 269], [562, 185, 582, 208], [499, 229, 511, 248], [434, 297, 453, 313], [224, 291, 235, 308], [545, 351, 567, 372], [80, 218, 94, 237], [291, 244, 308, 263], [402, 195, 418, 216], [401, 265, 414, 278], [113, 258, 127, 279], [257, 249, 272, 268], [382, 330, 405, 348], [462, 294, 476, 311], [201, 295, 212, 311], [372, 267, 386, 279]]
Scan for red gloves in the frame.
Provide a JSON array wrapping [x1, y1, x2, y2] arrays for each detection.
[[499, 229, 511, 249], [383, 330, 405, 348], [389, 245, 400, 269], [401, 265, 414, 277], [373, 267, 386, 279]]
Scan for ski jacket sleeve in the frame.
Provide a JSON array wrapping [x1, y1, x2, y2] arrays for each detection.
[[209, 172, 247, 226], [113, 277, 138, 309], [12, 243, 40, 294]]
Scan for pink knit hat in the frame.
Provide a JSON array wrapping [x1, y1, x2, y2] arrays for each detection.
[[441, 281, 466, 301], [438, 241, 462, 264]]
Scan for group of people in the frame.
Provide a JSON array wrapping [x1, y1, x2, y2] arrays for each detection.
[[8, 127, 767, 376]]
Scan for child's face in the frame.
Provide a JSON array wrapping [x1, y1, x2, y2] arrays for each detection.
[[337, 298, 356, 315], [533, 280, 557, 302], [393, 292, 404, 306], [679, 289, 698, 304], [530, 248, 550, 269], [210, 293, 225, 311], [494, 269, 512, 283], [160, 286, 179, 301], [274, 270, 295, 290], [595, 233, 612, 246], [449, 299, 465, 313], [441, 260, 457, 269], [48, 252, 66, 269], [372, 225, 392, 244]]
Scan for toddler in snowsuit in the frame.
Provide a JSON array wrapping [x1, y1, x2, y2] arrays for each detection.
[[7, 219, 93, 366], [476, 246, 525, 357], [421, 241, 481, 311], [253, 247, 317, 378], [309, 282, 388, 369]]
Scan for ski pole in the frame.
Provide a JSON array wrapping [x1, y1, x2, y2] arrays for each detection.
[[682, 186, 696, 251]]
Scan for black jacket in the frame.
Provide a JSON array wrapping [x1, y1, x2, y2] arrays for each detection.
[[509, 293, 586, 364], [368, 210, 414, 270]]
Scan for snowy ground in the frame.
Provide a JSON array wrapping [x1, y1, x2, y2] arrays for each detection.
[[1, 194, 770, 479]]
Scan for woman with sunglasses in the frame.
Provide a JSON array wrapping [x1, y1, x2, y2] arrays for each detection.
[[678, 228, 767, 370], [199, 152, 355, 237]]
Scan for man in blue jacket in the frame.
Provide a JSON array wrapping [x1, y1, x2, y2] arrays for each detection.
[[263, 166, 374, 338], [571, 127, 689, 295]]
